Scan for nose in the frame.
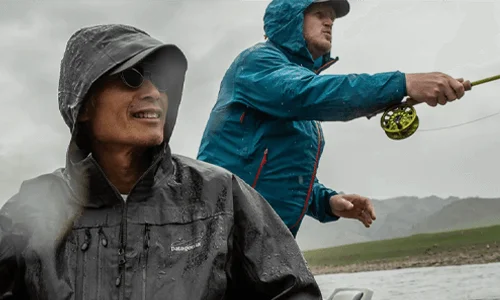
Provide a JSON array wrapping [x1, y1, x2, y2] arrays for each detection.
[[324, 18, 333, 27], [138, 79, 161, 100]]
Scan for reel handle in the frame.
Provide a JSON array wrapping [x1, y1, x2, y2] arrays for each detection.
[[365, 97, 419, 120], [405, 98, 418, 106]]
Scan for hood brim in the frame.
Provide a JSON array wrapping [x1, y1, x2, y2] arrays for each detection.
[[313, 0, 350, 18], [109, 43, 186, 76]]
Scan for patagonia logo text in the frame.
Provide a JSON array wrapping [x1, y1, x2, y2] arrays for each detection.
[[170, 236, 203, 252]]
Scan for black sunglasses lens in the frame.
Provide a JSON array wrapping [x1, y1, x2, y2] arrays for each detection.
[[121, 68, 143, 88], [153, 79, 168, 92]]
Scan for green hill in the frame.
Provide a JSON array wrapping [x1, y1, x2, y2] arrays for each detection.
[[296, 196, 499, 251], [303, 224, 500, 271]]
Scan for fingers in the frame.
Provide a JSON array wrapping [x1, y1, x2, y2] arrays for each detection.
[[437, 93, 448, 106], [449, 77, 466, 100], [436, 76, 465, 106], [365, 200, 376, 220], [406, 72, 471, 107], [334, 194, 378, 228], [442, 83, 459, 104], [357, 210, 374, 228], [426, 98, 438, 107], [447, 77, 472, 100], [344, 194, 377, 221]]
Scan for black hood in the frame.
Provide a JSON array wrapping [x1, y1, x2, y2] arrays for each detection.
[[58, 24, 188, 147], [57, 24, 188, 206]]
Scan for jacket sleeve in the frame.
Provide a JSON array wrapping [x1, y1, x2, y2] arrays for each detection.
[[306, 178, 340, 223], [0, 194, 28, 300], [234, 46, 407, 121], [228, 174, 323, 300]]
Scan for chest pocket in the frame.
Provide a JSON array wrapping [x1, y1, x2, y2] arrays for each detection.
[[131, 204, 233, 299], [72, 225, 118, 300], [67, 207, 122, 300]]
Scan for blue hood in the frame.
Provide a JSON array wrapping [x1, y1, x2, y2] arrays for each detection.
[[263, 0, 335, 68]]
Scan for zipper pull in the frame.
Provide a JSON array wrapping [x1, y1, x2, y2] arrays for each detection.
[[80, 228, 91, 252], [143, 225, 150, 250], [98, 227, 108, 247], [115, 275, 121, 287]]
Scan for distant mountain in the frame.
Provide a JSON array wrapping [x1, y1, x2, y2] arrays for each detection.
[[296, 195, 498, 251], [369, 196, 457, 240], [411, 197, 500, 234]]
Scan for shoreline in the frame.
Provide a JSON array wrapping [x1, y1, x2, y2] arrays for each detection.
[[309, 244, 500, 275]]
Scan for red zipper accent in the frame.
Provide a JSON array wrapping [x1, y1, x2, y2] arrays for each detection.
[[289, 122, 322, 230], [287, 57, 334, 229], [315, 57, 338, 74], [240, 111, 246, 123], [252, 149, 268, 188]]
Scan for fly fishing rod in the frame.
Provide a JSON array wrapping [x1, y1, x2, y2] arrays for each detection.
[[379, 73, 500, 140]]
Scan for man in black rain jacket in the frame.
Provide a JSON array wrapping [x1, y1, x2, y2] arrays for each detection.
[[0, 24, 323, 300]]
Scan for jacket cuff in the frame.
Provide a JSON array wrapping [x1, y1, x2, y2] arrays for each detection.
[[324, 190, 340, 220]]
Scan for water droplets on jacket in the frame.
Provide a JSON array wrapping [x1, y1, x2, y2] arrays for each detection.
[[0, 23, 324, 299], [197, 0, 407, 236]]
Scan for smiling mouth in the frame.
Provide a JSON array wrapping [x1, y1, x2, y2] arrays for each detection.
[[132, 112, 161, 119]]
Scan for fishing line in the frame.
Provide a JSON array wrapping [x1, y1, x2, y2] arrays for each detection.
[[419, 109, 500, 132]]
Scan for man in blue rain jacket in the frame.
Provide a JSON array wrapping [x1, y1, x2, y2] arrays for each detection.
[[197, 0, 470, 237]]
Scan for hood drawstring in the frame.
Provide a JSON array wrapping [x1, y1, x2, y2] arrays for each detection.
[[80, 228, 91, 252], [98, 227, 108, 247]]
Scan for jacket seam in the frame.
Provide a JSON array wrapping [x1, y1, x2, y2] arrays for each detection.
[[127, 211, 234, 226]]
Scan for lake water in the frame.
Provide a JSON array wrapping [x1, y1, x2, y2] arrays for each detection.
[[315, 262, 500, 300]]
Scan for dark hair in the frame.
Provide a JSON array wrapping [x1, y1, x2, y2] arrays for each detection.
[[74, 76, 106, 151]]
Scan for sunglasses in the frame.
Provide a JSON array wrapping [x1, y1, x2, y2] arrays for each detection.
[[118, 66, 168, 92]]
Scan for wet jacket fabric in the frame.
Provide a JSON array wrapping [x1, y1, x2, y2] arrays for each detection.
[[0, 24, 323, 300], [197, 0, 407, 236]]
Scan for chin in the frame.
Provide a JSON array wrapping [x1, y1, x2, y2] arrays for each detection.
[[144, 135, 164, 146], [131, 133, 165, 147], [319, 43, 331, 53]]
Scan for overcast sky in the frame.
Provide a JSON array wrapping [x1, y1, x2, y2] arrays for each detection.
[[0, 0, 499, 208]]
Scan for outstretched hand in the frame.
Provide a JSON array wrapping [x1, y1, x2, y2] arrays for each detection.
[[405, 72, 472, 107], [329, 194, 376, 228]]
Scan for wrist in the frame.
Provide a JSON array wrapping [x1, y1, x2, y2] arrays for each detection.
[[326, 193, 339, 218], [403, 72, 410, 96]]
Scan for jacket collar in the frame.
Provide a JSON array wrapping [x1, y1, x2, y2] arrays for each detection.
[[63, 140, 174, 208], [266, 40, 339, 74]]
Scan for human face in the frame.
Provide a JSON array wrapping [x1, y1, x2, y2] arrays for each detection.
[[303, 2, 336, 59], [78, 65, 169, 149]]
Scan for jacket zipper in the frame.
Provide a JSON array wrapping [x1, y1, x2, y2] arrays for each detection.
[[252, 148, 268, 188], [77, 228, 92, 300], [142, 224, 151, 300], [286, 58, 330, 230], [289, 122, 322, 231], [246, 59, 331, 232], [89, 154, 163, 299], [97, 227, 107, 299]]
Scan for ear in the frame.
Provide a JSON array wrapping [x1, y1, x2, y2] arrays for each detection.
[[77, 106, 90, 122], [77, 98, 93, 122]]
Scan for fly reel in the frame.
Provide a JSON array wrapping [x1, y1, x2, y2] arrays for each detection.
[[380, 102, 419, 140], [376, 73, 500, 140]]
